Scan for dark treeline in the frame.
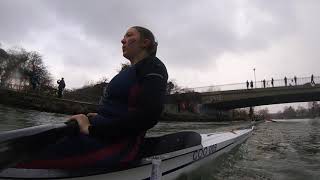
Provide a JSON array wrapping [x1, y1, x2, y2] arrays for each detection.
[[270, 102, 320, 119], [230, 108, 269, 121]]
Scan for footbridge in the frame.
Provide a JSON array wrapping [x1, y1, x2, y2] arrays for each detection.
[[202, 85, 320, 110], [167, 76, 320, 110]]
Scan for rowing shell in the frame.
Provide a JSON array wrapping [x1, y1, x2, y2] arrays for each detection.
[[0, 126, 254, 180]]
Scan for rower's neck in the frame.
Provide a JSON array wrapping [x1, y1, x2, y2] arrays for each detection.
[[130, 51, 149, 65]]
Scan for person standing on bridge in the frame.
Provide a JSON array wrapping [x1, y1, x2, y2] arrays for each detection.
[[271, 78, 274, 87], [294, 76, 297, 86], [311, 74, 315, 85], [250, 80, 254, 89], [246, 80, 249, 89], [17, 26, 168, 169], [284, 76, 288, 87], [263, 79, 266, 88]]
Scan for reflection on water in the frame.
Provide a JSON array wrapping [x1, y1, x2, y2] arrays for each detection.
[[0, 105, 319, 179]]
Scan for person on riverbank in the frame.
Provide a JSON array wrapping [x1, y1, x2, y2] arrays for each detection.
[[17, 26, 168, 169], [30, 72, 39, 91], [284, 76, 288, 87], [57, 78, 65, 98]]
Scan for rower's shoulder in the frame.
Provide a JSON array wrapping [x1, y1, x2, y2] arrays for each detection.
[[136, 56, 168, 80]]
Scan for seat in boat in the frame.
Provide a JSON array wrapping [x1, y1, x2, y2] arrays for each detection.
[[140, 131, 201, 157]]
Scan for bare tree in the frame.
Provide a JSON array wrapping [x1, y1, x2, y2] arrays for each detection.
[[0, 47, 28, 87], [0, 47, 53, 90], [257, 108, 270, 120], [167, 79, 181, 94]]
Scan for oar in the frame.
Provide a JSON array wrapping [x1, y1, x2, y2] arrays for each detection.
[[0, 121, 79, 171]]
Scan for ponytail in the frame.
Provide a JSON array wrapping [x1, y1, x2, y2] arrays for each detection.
[[149, 41, 158, 57], [132, 26, 158, 56]]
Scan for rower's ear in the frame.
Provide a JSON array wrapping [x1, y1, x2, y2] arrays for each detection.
[[141, 39, 151, 49]]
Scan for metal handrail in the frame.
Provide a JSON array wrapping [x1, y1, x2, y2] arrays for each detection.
[[175, 75, 320, 93]]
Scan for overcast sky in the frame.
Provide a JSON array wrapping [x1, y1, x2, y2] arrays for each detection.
[[1, 0, 319, 111]]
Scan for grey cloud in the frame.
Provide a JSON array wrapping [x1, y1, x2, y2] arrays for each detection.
[[41, 1, 239, 67], [0, 0, 55, 42], [44, 30, 116, 69], [1, 0, 301, 68], [1, 0, 320, 88]]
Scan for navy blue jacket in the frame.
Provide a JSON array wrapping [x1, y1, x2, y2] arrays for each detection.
[[89, 56, 168, 140]]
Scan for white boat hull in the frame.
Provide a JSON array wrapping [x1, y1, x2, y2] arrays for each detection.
[[0, 127, 253, 180]]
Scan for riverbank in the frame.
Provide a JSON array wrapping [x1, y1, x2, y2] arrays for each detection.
[[0, 88, 250, 122], [0, 89, 97, 115]]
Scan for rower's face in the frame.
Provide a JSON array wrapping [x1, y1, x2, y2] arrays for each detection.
[[121, 28, 143, 60]]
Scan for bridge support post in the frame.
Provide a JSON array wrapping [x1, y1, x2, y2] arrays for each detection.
[[249, 107, 254, 121]]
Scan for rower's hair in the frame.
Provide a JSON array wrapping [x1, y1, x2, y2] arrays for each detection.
[[132, 26, 158, 57]]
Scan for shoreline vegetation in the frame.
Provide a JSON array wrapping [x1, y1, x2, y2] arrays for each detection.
[[269, 102, 320, 120]]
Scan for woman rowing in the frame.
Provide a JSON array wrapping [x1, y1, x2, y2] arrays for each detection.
[[17, 26, 168, 169]]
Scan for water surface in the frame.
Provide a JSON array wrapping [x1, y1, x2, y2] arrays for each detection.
[[0, 105, 319, 179]]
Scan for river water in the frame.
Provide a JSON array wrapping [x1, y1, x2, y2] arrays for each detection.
[[0, 104, 319, 180]]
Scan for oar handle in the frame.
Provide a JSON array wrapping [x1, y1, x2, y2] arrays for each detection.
[[64, 120, 80, 136], [0, 121, 80, 142], [0, 121, 80, 170]]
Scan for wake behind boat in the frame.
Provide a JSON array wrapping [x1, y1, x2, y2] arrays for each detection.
[[0, 126, 253, 180], [265, 119, 277, 123], [270, 119, 312, 123]]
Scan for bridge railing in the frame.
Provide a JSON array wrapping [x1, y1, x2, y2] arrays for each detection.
[[182, 76, 320, 93], [3, 76, 320, 95]]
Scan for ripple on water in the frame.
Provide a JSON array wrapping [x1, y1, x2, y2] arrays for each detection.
[[0, 104, 68, 131], [177, 119, 320, 179]]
